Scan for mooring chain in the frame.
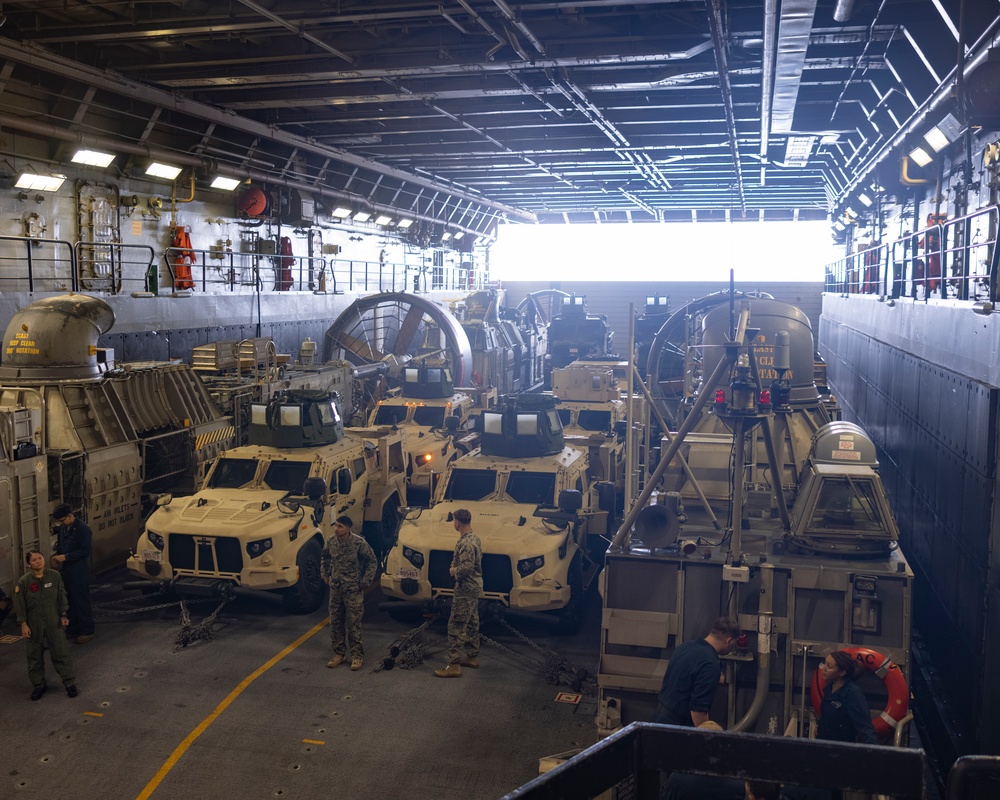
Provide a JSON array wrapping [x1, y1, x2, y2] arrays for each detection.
[[491, 617, 595, 693], [375, 614, 440, 672], [93, 588, 218, 618], [175, 596, 231, 649]]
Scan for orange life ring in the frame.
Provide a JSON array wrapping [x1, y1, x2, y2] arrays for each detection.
[[810, 646, 909, 739]]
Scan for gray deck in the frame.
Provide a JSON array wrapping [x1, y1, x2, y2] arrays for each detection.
[[1, 572, 602, 800]]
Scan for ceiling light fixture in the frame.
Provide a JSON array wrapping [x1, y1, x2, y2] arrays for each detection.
[[858, 192, 873, 207], [397, 218, 414, 229], [15, 172, 67, 191], [453, 232, 465, 240], [211, 176, 241, 191], [146, 162, 182, 180], [908, 146, 933, 167], [375, 215, 392, 225], [331, 207, 352, 218], [71, 149, 115, 167], [441, 232, 452, 241], [352, 211, 371, 222], [924, 113, 962, 152]]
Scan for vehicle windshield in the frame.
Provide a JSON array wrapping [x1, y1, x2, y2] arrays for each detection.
[[505, 471, 557, 505], [374, 405, 408, 425], [207, 458, 259, 488], [556, 409, 572, 426], [577, 409, 612, 432], [808, 477, 886, 532], [262, 461, 313, 495], [413, 406, 447, 427], [445, 468, 497, 500]]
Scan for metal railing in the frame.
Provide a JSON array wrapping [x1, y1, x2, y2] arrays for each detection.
[[1, 235, 487, 297], [826, 205, 1000, 303]]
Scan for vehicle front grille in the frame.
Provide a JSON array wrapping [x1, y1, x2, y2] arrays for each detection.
[[427, 549, 512, 596], [169, 534, 243, 574]]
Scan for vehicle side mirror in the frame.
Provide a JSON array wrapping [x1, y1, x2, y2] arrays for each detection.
[[337, 467, 353, 495]]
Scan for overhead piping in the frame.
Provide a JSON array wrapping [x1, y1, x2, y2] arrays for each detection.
[[0, 112, 495, 241], [770, 0, 820, 135], [706, 0, 746, 213], [759, 0, 778, 184], [834, 15, 1000, 213], [0, 38, 534, 222], [235, 0, 354, 64]]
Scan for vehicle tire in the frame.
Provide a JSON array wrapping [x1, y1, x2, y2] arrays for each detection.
[[365, 499, 400, 558], [555, 554, 585, 635], [282, 539, 326, 614], [384, 598, 424, 624]]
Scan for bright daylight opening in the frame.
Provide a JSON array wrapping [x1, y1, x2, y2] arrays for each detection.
[[490, 221, 838, 282]]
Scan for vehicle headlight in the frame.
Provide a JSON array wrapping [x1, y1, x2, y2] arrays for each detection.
[[414, 453, 433, 466], [517, 556, 545, 577], [246, 537, 273, 558], [147, 530, 165, 551], [403, 546, 424, 568]]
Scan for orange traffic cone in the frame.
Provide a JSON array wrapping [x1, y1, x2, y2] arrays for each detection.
[[171, 226, 196, 290]]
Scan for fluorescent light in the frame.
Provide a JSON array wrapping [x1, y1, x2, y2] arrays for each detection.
[[819, 133, 840, 144], [352, 211, 371, 222], [71, 149, 115, 167], [908, 146, 933, 167], [211, 176, 241, 191], [146, 162, 182, 180], [15, 172, 67, 192], [375, 215, 392, 225], [924, 113, 962, 152], [331, 207, 352, 218], [397, 218, 414, 229], [858, 193, 873, 207], [784, 135, 816, 167], [453, 232, 465, 240], [441, 232, 452, 241]]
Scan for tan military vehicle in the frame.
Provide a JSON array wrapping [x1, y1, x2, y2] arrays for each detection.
[[551, 363, 629, 500], [381, 393, 616, 632], [128, 389, 406, 613], [368, 364, 473, 498]]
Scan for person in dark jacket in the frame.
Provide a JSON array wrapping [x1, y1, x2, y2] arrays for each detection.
[[13, 550, 78, 700], [52, 503, 95, 643], [816, 650, 878, 744], [655, 616, 740, 726]]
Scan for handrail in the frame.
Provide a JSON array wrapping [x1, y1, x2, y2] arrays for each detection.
[[826, 205, 999, 304], [0, 235, 78, 292], [1, 234, 486, 296], [74, 241, 155, 294]]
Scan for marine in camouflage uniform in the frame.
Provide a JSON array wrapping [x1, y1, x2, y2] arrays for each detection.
[[321, 515, 376, 669], [14, 551, 77, 699], [435, 508, 483, 677]]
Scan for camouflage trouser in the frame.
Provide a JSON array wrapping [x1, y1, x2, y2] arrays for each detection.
[[26, 621, 75, 689], [329, 584, 364, 659], [447, 591, 480, 664]]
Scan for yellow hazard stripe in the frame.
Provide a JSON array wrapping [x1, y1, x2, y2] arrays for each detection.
[[195, 426, 235, 450]]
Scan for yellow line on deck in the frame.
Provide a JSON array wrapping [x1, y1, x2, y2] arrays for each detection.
[[84, 711, 104, 717], [136, 617, 329, 800], [302, 739, 325, 745]]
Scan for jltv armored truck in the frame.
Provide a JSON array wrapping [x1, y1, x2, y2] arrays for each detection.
[[128, 389, 406, 613], [381, 393, 615, 631], [368, 364, 473, 497]]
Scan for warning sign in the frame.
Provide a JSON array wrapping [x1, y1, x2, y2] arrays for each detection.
[[555, 692, 582, 705]]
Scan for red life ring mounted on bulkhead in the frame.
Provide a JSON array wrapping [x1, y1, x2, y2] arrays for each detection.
[[810, 646, 909, 739]]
